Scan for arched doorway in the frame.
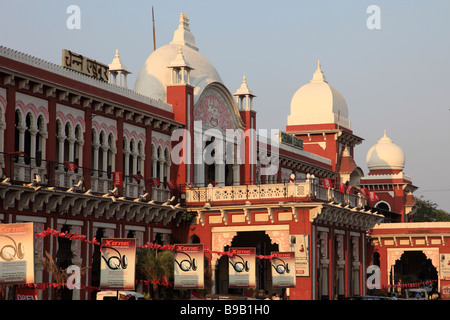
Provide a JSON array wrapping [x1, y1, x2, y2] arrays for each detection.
[[390, 251, 438, 297], [215, 231, 278, 298]]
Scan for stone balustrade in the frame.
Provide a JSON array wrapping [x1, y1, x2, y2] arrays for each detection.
[[186, 179, 365, 209]]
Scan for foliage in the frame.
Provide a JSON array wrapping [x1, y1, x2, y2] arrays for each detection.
[[136, 248, 174, 299], [180, 210, 196, 225], [413, 196, 450, 222]]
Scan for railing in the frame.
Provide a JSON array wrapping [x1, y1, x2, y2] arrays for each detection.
[[1, 152, 171, 201], [185, 179, 365, 209]]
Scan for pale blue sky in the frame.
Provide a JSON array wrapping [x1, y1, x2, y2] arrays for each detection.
[[2, 1, 450, 211]]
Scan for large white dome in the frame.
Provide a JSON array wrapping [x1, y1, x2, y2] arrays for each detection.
[[134, 12, 223, 103], [287, 61, 350, 129], [366, 130, 405, 171]]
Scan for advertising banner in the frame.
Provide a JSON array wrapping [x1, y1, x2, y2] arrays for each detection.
[[174, 244, 204, 289], [289, 234, 310, 276], [0, 222, 34, 285], [271, 252, 296, 288], [100, 238, 136, 290], [16, 288, 39, 300], [440, 254, 450, 280], [228, 247, 256, 288]]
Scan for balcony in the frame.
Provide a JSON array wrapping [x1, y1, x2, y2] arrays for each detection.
[[1, 152, 171, 202], [0, 152, 182, 225], [185, 176, 366, 209]]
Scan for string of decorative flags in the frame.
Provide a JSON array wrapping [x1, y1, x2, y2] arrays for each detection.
[[35, 227, 279, 260], [28, 228, 439, 292], [322, 178, 380, 201], [381, 280, 437, 289], [16, 279, 174, 291]]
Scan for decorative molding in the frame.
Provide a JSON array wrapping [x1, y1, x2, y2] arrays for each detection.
[[0, 46, 173, 112]]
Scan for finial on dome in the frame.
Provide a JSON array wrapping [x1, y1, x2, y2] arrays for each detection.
[[311, 59, 327, 83], [179, 12, 191, 31], [171, 12, 198, 51]]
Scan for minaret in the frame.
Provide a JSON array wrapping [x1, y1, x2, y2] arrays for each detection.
[[166, 46, 195, 187], [234, 75, 257, 184], [233, 75, 256, 111], [108, 49, 131, 88], [360, 130, 418, 222]]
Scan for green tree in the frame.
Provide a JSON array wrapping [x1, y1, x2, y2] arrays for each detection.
[[136, 248, 174, 299], [413, 196, 450, 222]]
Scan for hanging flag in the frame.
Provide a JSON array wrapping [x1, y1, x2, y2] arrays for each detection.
[[13, 151, 29, 157], [185, 182, 199, 198], [346, 185, 354, 194], [213, 181, 219, 186], [166, 180, 176, 190], [132, 173, 144, 182], [150, 177, 160, 187], [339, 183, 346, 193], [113, 172, 123, 186], [64, 161, 79, 171], [322, 178, 332, 189], [369, 191, 379, 202], [359, 187, 368, 196]]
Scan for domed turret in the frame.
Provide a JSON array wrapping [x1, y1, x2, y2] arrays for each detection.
[[287, 61, 350, 129], [366, 130, 405, 172], [134, 12, 223, 103]]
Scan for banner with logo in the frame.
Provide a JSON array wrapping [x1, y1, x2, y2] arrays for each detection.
[[174, 244, 204, 289], [113, 172, 123, 186], [0, 222, 34, 285], [271, 252, 296, 288], [440, 254, 450, 280], [16, 288, 39, 300], [100, 238, 136, 290], [289, 234, 310, 276], [228, 247, 256, 288]]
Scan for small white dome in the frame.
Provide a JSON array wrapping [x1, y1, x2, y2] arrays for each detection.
[[287, 61, 350, 129], [366, 130, 405, 171], [134, 12, 222, 103]]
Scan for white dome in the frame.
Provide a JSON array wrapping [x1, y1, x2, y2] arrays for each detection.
[[366, 130, 405, 171], [134, 12, 223, 103], [287, 61, 350, 129]]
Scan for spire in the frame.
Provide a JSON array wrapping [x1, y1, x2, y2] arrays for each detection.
[[311, 59, 327, 83], [234, 75, 256, 110], [171, 12, 199, 51], [108, 49, 131, 88], [379, 129, 393, 143]]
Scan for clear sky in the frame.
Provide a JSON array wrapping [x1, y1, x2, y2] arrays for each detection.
[[2, 0, 450, 212]]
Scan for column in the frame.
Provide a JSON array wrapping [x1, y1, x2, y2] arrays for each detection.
[[319, 231, 329, 299], [233, 164, 240, 186], [17, 126, 26, 164], [101, 144, 108, 178], [351, 236, 360, 296], [336, 234, 345, 298], [29, 127, 38, 167]]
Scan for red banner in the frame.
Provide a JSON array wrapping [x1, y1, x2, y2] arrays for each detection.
[[16, 288, 38, 300], [113, 172, 123, 186]]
